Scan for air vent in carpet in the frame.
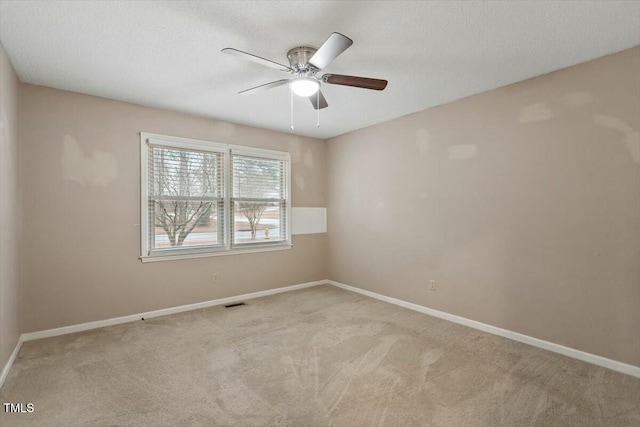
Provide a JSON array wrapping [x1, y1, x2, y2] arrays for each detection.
[[224, 302, 246, 308]]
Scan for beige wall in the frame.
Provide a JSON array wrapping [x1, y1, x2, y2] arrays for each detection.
[[327, 47, 640, 366], [11, 46, 640, 368], [19, 84, 327, 333], [0, 44, 21, 371]]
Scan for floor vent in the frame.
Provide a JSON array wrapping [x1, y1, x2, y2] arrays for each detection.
[[224, 302, 246, 308]]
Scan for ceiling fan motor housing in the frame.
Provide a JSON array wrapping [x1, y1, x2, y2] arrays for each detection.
[[287, 46, 318, 74]]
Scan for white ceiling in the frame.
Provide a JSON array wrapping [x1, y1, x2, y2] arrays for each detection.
[[1, 1, 639, 139]]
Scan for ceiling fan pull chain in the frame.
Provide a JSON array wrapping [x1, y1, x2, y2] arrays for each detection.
[[317, 91, 320, 127], [290, 89, 294, 130]]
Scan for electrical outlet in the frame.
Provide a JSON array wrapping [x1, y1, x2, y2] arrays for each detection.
[[430, 280, 437, 291], [212, 273, 219, 283]]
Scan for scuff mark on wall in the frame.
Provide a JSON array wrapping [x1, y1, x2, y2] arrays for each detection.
[[1, 113, 7, 145], [447, 144, 478, 160], [561, 91, 593, 108], [593, 114, 640, 164], [287, 136, 302, 163], [518, 102, 553, 123], [212, 121, 236, 138], [61, 134, 118, 187], [303, 148, 314, 168], [415, 128, 430, 154]]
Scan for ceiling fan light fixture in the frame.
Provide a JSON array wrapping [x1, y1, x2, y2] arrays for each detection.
[[289, 77, 320, 97]]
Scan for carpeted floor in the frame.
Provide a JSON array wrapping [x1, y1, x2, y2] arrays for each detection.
[[1, 285, 638, 426]]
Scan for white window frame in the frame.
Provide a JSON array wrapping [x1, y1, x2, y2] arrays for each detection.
[[140, 132, 291, 263]]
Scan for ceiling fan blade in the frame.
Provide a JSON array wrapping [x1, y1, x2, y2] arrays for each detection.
[[322, 74, 388, 91], [308, 33, 353, 70], [238, 79, 290, 96], [309, 91, 328, 110], [221, 48, 291, 72]]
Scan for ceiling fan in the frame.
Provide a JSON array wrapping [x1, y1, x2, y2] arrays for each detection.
[[221, 32, 388, 110]]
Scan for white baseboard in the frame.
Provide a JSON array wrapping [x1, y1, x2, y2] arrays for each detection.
[[0, 339, 22, 390], [12, 279, 639, 380], [327, 280, 640, 378], [21, 280, 327, 342]]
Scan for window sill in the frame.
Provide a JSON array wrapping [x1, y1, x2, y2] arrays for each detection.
[[140, 244, 293, 263]]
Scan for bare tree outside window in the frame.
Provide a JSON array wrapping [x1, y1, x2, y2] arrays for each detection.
[[155, 201, 213, 246], [239, 202, 267, 240]]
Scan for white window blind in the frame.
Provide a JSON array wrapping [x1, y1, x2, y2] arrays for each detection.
[[140, 133, 291, 262], [231, 153, 288, 246]]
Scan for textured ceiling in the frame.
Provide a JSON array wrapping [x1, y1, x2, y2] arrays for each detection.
[[1, 1, 639, 139]]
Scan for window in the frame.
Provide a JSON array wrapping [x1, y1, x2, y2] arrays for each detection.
[[140, 133, 291, 262], [231, 151, 288, 246]]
